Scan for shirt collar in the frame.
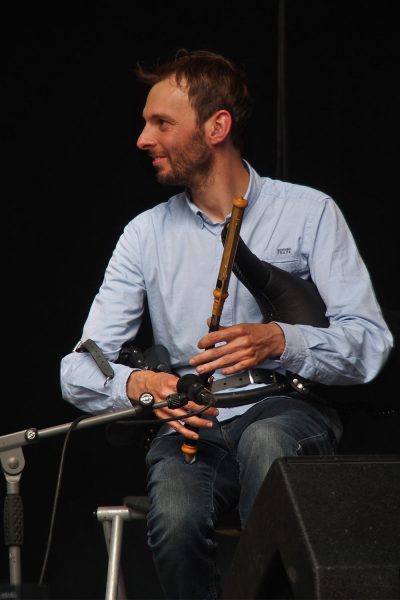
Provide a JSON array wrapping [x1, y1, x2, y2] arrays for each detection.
[[184, 159, 262, 223], [241, 159, 263, 210]]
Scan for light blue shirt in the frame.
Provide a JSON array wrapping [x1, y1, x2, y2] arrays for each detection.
[[60, 162, 393, 420]]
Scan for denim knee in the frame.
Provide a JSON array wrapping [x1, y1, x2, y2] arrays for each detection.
[[239, 419, 299, 459], [236, 420, 299, 521]]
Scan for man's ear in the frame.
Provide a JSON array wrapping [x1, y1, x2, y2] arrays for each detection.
[[206, 110, 232, 145]]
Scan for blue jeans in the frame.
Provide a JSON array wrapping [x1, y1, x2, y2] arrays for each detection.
[[145, 395, 342, 599]]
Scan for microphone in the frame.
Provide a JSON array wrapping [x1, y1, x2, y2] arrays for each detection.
[[177, 374, 216, 406]]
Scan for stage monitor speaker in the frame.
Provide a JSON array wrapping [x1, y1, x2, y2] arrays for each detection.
[[223, 455, 400, 600]]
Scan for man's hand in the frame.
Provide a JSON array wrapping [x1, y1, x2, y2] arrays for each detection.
[[127, 370, 218, 439], [127, 369, 178, 404], [189, 322, 285, 376]]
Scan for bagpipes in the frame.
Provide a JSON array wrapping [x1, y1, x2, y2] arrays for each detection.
[[114, 196, 334, 458]]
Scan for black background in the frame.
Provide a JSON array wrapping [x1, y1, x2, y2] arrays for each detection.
[[1, 2, 399, 597]]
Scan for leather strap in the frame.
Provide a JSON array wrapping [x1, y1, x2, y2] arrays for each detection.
[[215, 373, 292, 407], [74, 339, 115, 382], [213, 370, 325, 408], [212, 368, 278, 392]]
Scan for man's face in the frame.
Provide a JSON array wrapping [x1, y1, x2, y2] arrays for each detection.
[[137, 77, 213, 187]]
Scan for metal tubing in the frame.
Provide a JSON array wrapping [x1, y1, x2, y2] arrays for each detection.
[[105, 513, 124, 600]]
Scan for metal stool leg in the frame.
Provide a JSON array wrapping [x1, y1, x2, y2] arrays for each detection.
[[97, 506, 131, 600], [97, 504, 148, 600]]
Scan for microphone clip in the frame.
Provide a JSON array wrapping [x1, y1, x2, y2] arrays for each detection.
[[177, 374, 216, 406]]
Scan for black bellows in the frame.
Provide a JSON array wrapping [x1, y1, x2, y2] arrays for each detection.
[[222, 230, 329, 327], [223, 455, 400, 600]]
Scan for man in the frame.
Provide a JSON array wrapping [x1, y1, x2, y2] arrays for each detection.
[[60, 50, 393, 599]]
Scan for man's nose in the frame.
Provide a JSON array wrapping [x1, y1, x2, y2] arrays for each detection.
[[137, 125, 155, 150]]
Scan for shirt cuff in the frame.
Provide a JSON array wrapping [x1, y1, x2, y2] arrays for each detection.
[[275, 322, 309, 374], [110, 367, 138, 410]]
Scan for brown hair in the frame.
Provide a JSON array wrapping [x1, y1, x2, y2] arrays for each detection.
[[136, 49, 254, 149]]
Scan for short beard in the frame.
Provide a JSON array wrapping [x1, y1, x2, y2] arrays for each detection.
[[156, 129, 214, 188]]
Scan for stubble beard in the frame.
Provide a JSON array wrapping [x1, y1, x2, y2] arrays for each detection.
[[155, 129, 214, 189]]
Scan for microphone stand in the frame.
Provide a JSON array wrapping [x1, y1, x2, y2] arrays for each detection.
[[0, 403, 149, 593]]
